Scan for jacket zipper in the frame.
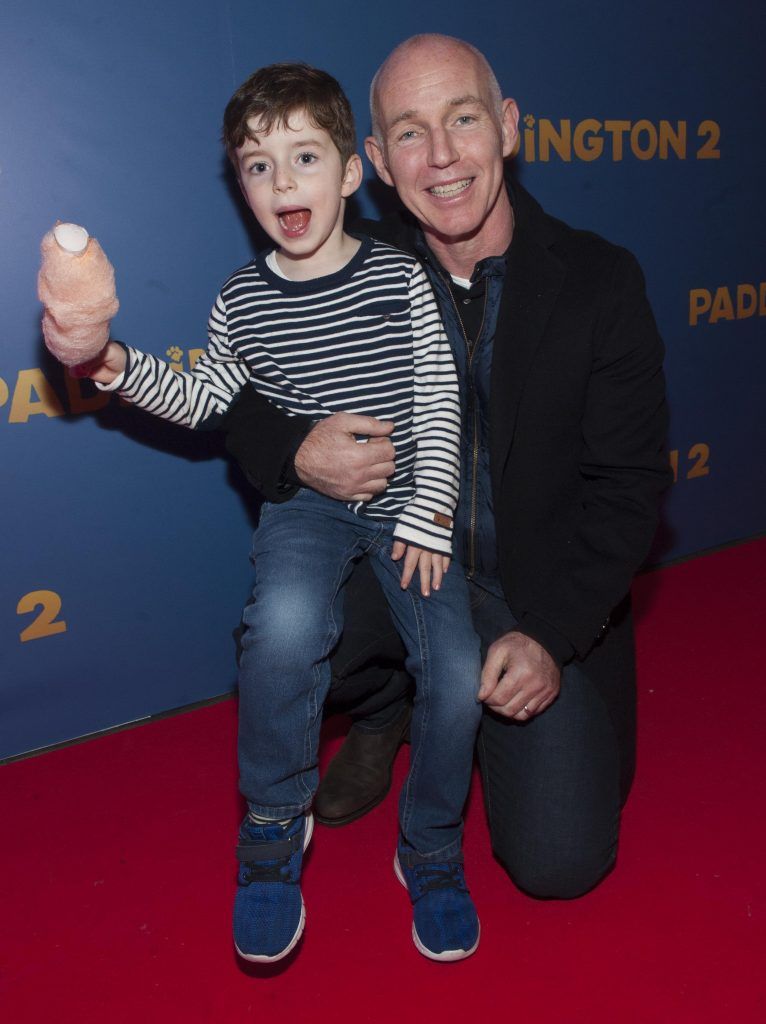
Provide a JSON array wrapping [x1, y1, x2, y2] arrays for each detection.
[[441, 276, 488, 580]]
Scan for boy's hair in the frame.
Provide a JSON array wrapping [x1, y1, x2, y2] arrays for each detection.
[[223, 62, 357, 169]]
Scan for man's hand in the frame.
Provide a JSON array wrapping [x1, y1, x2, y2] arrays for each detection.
[[391, 540, 449, 597], [294, 412, 396, 501], [70, 341, 126, 384], [477, 631, 561, 720]]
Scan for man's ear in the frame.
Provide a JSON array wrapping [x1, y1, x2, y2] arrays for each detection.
[[364, 136, 394, 187], [341, 153, 364, 198], [500, 99, 520, 159]]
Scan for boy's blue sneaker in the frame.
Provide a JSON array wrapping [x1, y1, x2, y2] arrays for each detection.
[[394, 843, 480, 962], [233, 812, 313, 963]]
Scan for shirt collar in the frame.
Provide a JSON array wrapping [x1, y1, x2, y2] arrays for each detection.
[[412, 182, 514, 284]]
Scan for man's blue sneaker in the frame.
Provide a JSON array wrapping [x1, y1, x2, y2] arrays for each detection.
[[394, 843, 480, 962], [233, 812, 313, 963]]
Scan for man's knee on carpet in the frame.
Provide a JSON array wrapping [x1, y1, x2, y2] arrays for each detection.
[[492, 833, 618, 900]]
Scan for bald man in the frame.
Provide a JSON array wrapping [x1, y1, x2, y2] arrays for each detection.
[[225, 35, 669, 899]]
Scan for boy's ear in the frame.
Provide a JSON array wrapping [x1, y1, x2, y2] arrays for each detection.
[[341, 153, 364, 198], [364, 136, 394, 187]]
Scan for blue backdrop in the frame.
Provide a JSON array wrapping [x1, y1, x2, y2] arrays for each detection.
[[2, 0, 764, 758]]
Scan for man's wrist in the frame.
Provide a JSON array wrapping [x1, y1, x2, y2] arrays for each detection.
[[514, 613, 574, 670]]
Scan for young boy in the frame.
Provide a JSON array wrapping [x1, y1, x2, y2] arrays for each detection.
[[82, 63, 482, 964]]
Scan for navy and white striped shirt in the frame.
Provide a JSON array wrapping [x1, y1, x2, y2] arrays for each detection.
[[100, 236, 461, 553]]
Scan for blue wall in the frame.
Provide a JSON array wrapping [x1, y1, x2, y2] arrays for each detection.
[[2, 0, 764, 757]]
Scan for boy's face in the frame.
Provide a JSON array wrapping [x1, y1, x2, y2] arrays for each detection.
[[235, 110, 361, 262]]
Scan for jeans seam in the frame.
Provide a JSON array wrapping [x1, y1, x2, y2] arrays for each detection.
[[477, 727, 494, 832], [400, 587, 430, 842], [299, 535, 365, 805]]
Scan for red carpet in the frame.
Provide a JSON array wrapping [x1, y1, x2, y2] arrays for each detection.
[[2, 540, 764, 1023]]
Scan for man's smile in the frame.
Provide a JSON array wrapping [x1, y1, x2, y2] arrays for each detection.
[[427, 178, 474, 198]]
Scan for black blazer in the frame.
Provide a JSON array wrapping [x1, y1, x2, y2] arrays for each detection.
[[364, 187, 668, 633], [486, 184, 668, 661]]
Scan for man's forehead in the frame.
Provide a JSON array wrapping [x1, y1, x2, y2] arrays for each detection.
[[378, 47, 490, 106], [384, 93, 488, 128]]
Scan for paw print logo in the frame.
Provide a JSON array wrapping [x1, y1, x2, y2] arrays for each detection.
[[166, 346, 183, 361], [524, 115, 535, 129]]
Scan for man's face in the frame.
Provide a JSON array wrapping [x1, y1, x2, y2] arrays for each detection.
[[365, 45, 518, 244], [235, 110, 361, 262]]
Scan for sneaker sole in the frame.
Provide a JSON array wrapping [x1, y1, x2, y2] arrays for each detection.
[[393, 853, 481, 963], [235, 814, 314, 964]]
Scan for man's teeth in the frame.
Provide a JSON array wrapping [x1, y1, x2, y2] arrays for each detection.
[[429, 179, 472, 197]]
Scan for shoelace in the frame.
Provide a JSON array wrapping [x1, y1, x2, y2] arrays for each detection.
[[412, 862, 468, 896], [237, 823, 302, 886]]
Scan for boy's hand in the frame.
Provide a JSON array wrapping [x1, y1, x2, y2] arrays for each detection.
[[391, 540, 450, 597], [70, 340, 126, 384]]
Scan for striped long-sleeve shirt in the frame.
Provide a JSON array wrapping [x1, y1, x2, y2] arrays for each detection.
[[98, 236, 461, 553]]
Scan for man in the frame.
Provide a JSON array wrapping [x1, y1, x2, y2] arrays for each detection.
[[225, 34, 669, 898]]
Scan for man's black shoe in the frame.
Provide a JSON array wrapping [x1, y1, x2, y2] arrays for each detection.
[[314, 704, 412, 826]]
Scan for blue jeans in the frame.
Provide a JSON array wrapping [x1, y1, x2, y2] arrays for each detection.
[[237, 489, 482, 862]]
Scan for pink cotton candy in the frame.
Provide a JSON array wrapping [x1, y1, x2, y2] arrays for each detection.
[[37, 224, 120, 367]]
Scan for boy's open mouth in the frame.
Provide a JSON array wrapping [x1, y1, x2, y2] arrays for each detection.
[[278, 208, 311, 236]]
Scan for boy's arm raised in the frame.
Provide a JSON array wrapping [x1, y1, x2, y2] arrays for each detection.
[[91, 292, 251, 429], [38, 227, 250, 431]]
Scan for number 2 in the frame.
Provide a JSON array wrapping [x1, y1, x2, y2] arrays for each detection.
[[17, 590, 67, 643], [686, 442, 710, 479], [697, 121, 720, 160]]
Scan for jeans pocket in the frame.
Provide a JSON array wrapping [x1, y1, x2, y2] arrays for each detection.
[[467, 582, 491, 613], [257, 500, 275, 522]]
